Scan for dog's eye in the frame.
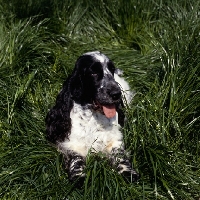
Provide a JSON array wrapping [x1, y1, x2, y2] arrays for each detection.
[[91, 73, 98, 77], [90, 62, 102, 77]]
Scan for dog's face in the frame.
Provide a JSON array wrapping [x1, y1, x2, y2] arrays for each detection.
[[73, 51, 122, 118]]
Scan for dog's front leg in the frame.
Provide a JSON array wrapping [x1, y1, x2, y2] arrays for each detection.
[[109, 147, 139, 182], [64, 150, 86, 183]]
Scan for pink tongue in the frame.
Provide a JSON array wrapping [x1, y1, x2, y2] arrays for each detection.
[[102, 105, 116, 118]]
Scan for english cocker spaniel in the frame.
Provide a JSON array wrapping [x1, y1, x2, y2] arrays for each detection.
[[46, 51, 139, 183]]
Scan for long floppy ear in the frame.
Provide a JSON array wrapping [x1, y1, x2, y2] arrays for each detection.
[[45, 59, 87, 144], [69, 55, 94, 104], [69, 66, 85, 104], [45, 76, 74, 144], [116, 100, 125, 127]]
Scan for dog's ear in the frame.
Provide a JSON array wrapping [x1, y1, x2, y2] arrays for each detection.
[[69, 64, 85, 102], [70, 71, 84, 100], [117, 100, 125, 127], [45, 77, 73, 144], [69, 56, 94, 104]]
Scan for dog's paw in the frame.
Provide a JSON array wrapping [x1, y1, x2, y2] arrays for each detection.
[[68, 156, 86, 187]]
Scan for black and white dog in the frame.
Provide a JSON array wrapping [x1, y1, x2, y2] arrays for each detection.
[[46, 51, 139, 183]]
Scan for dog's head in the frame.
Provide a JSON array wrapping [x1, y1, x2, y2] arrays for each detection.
[[70, 51, 122, 118]]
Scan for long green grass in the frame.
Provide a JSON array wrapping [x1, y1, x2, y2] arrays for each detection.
[[0, 0, 199, 199]]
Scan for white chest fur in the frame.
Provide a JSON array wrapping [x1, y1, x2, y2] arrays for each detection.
[[60, 103, 123, 157]]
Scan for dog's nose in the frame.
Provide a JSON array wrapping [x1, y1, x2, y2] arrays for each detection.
[[110, 90, 121, 100]]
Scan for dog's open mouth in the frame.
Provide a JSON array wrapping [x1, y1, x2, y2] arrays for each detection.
[[102, 104, 116, 118], [93, 101, 116, 118]]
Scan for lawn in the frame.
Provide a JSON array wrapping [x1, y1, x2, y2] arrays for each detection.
[[0, 0, 199, 199]]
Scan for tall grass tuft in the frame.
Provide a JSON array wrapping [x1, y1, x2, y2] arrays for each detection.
[[0, 0, 199, 199]]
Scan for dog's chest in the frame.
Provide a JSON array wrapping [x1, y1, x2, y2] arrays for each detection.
[[62, 103, 123, 156]]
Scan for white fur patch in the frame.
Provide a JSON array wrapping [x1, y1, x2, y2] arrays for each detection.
[[83, 51, 109, 63], [59, 103, 123, 157]]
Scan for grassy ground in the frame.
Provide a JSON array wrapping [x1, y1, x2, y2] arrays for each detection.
[[0, 0, 199, 199]]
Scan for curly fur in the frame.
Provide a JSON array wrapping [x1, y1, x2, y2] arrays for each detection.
[[46, 51, 138, 183]]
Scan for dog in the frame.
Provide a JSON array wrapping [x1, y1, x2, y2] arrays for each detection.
[[45, 51, 139, 183]]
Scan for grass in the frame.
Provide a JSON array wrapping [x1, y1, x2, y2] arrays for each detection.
[[0, 0, 199, 199]]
